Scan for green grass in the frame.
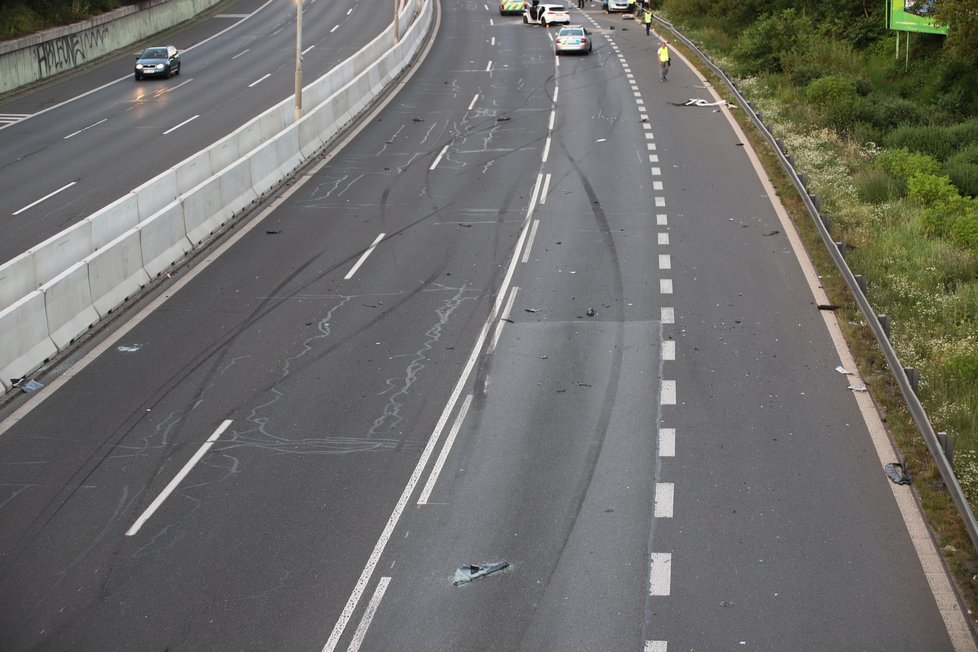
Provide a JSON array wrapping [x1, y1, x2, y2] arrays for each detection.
[[0, 1, 127, 40]]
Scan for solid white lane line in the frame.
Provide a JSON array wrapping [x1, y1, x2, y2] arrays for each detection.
[[657, 233, 669, 245], [658, 253, 671, 270], [542, 136, 551, 162], [661, 339, 675, 360], [64, 118, 108, 139], [302, 44, 316, 55], [658, 428, 675, 457], [12, 181, 77, 215], [467, 94, 479, 110], [660, 379, 676, 404], [486, 60, 493, 72], [661, 307, 674, 324], [232, 48, 250, 59], [347, 577, 391, 652], [645, 641, 668, 652], [331, 24, 340, 32], [540, 173, 551, 204], [344, 232, 385, 280], [430, 144, 449, 170], [126, 419, 232, 536], [522, 219, 540, 263], [248, 73, 271, 87], [649, 553, 672, 595], [323, 168, 540, 652], [163, 114, 199, 134], [656, 214, 667, 225], [489, 287, 520, 351], [660, 279, 673, 294], [654, 482, 674, 518], [418, 394, 474, 504]]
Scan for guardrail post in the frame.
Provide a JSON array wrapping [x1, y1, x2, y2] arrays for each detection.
[[820, 212, 830, 230], [938, 431, 955, 464], [854, 273, 867, 296], [835, 241, 847, 257], [798, 172, 808, 188], [810, 194, 820, 212], [877, 314, 891, 338], [904, 366, 920, 394], [775, 138, 785, 152]]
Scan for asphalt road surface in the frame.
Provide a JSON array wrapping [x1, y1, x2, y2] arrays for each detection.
[[0, 0, 390, 263], [0, 0, 968, 650]]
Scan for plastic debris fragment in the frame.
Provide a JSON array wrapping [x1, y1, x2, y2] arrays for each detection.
[[12, 378, 43, 393], [885, 463, 912, 485], [453, 561, 510, 586]]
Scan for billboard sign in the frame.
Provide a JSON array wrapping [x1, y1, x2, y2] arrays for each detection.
[[889, 0, 948, 34]]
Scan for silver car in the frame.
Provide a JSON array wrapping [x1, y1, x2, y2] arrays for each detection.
[[554, 25, 593, 54]]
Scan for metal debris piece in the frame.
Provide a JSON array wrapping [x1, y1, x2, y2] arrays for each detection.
[[496, 116, 511, 122], [586, 308, 596, 317], [817, 304, 840, 311], [885, 462, 912, 485], [453, 561, 510, 586], [525, 308, 539, 313], [834, 365, 852, 375], [413, 117, 424, 122], [12, 378, 43, 393]]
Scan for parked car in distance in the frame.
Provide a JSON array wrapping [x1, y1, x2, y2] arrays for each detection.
[[523, 3, 571, 26], [500, 0, 527, 14], [134, 46, 181, 80], [601, 0, 629, 11], [555, 25, 592, 54]]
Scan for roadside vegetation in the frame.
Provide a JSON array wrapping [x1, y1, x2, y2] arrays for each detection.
[[657, 0, 978, 615], [0, 0, 127, 40]]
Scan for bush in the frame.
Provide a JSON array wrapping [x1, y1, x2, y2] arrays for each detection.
[[945, 160, 978, 198], [733, 10, 813, 76], [875, 148, 941, 183], [884, 125, 959, 161], [906, 173, 959, 206], [950, 208, 978, 249], [806, 75, 858, 106], [854, 169, 900, 203]]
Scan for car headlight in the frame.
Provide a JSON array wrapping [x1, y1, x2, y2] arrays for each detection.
[[135, 64, 142, 69], [155, 64, 164, 69]]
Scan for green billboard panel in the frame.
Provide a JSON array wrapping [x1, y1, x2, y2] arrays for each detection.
[[890, 0, 948, 34]]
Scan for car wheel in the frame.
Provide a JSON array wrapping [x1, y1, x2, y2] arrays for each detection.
[[134, 73, 141, 81], [523, 14, 528, 22]]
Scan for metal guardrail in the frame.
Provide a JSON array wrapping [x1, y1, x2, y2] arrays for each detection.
[[654, 18, 978, 552]]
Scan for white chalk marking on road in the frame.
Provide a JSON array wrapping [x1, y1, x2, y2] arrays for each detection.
[[540, 173, 552, 204], [486, 60, 493, 72], [489, 287, 519, 351], [653, 181, 663, 190], [654, 482, 674, 518], [467, 94, 479, 111], [657, 214, 667, 225], [522, 220, 540, 263], [658, 428, 675, 457], [542, 136, 551, 162], [655, 196, 665, 207], [661, 306, 674, 324], [248, 73, 271, 88], [548, 110, 556, 130], [660, 279, 673, 295], [658, 253, 671, 270], [232, 48, 250, 59], [645, 641, 668, 652], [652, 167, 661, 176], [430, 144, 450, 170], [302, 44, 316, 55], [64, 118, 108, 139], [163, 114, 199, 134], [418, 394, 474, 504], [649, 553, 672, 595], [347, 577, 391, 652], [331, 24, 340, 32], [126, 419, 232, 536], [657, 232, 669, 245], [344, 232, 385, 280], [12, 181, 77, 215]]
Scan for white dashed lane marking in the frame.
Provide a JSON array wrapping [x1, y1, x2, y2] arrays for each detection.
[[658, 428, 675, 456]]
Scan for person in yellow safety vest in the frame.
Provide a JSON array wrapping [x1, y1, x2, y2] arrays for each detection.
[[643, 7, 653, 35], [657, 41, 670, 81]]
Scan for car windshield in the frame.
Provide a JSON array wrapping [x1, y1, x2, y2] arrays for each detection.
[[560, 28, 585, 36], [141, 48, 167, 59]]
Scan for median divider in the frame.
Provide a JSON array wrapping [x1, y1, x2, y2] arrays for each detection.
[[0, 0, 433, 397]]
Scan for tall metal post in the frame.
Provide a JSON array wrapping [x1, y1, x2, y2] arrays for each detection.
[[295, 0, 303, 121], [394, 0, 400, 42]]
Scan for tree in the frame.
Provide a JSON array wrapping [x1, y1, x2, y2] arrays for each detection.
[[936, 0, 978, 64]]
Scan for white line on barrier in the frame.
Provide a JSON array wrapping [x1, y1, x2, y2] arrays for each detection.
[[232, 48, 250, 59], [64, 118, 107, 139], [248, 74, 271, 88], [347, 577, 392, 652], [126, 419, 232, 536], [345, 233, 386, 280], [163, 114, 199, 135], [418, 394, 474, 504], [12, 181, 77, 215], [430, 144, 449, 170]]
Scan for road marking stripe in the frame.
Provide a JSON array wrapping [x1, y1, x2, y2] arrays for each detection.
[[418, 394, 474, 504], [489, 287, 520, 351], [522, 219, 540, 263], [653, 181, 663, 190], [540, 173, 551, 204], [271, 27, 283, 36], [661, 306, 674, 324], [542, 136, 551, 162], [649, 553, 672, 595], [553, 85, 559, 103], [430, 144, 449, 169], [636, 99, 645, 106], [652, 167, 661, 176], [654, 482, 674, 518], [660, 279, 673, 295], [660, 379, 676, 404], [347, 577, 391, 652], [486, 60, 493, 72], [64, 118, 108, 139], [232, 48, 250, 59], [643, 123, 652, 130], [650, 154, 658, 162], [662, 339, 675, 359], [302, 44, 316, 55], [344, 232, 385, 279], [658, 253, 671, 270], [347, 7, 354, 14], [645, 641, 668, 652], [248, 73, 271, 87], [657, 232, 669, 245], [645, 132, 654, 139], [163, 114, 199, 134], [655, 196, 665, 207], [548, 110, 555, 130], [657, 214, 667, 225], [491, 36, 496, 46], [331, 24, 340, 32], [467, 93, 479, 110], [12, 181, 77, 215], [126, 419, 232, 536], [658, 428, 675, 457]]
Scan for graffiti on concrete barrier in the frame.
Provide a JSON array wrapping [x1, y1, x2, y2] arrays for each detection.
[[32, 26, 109, 78]]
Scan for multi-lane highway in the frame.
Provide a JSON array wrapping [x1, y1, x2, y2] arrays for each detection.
[[0, 0, 972, 649]]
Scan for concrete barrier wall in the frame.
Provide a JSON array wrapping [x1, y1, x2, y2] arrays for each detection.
[[0, 0, 432, 397], [0, 0, 225, 95]]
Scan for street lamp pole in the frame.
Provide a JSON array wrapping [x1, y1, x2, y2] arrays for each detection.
[[394, 0, 400, 42], [295, 0, 303, 121]]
